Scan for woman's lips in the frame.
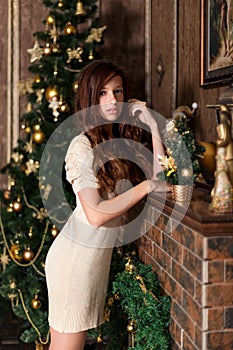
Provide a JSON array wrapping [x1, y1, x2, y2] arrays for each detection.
[[107, 108, 118, 114]]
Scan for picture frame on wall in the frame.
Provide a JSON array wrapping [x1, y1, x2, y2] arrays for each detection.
[[201, 0, 233, 87]]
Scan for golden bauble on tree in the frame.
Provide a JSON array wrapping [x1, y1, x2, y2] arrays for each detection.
[[58, 1, 64, 8], [31, 294, 42, 309], [51, 225, 59, 238], [7, 203, 13, 212], [3, 189, 11, 200], [58, 102, 70, 113], [28, 227, 33, 238], [88, 49, 94, 60], [33, 130, 46, 144], [23, 247, 34, 261], [21, 123, 31, 134], [43, 42, 52, 56], [45, 86, 59, 101], [12, 197, 23, 212], [46, 15, 54, 25], [127, 320, 137, 333], [34, 75, 43, 84], [64, 22, 77, 35], [72, 80, 79, 92]]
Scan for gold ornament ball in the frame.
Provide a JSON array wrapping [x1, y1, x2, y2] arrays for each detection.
[[127, 324, 134, 333], [88, 50, 94, 60], [21, 123, 31, 134], [45, 86, 59, 101], [34, 75, 42, 84], [33, 124, 41, 131], [3, 189, 11, 200], [7, 204, 13, 212], [127, 321, 136, 333], [43, 43, 52, 56], [51, 225, 59, 238], [28, 227, 33, 238], [33, 130, 46, 144], [12, 200, 23, 212], [10, 244, 23, 261], [72, 80, 79, 92], [31, 294, 42, 309], [24, 126, 31, 134], [58, 102, 70, 113], [198, 141, 216, 182], [46, 15, 54, 25], [23, 248, 34, 261], [64, 22, 77, 35], [58, 1, 64, 7]]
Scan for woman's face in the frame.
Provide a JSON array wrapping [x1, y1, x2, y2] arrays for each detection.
[[99, 75, 124, 121]]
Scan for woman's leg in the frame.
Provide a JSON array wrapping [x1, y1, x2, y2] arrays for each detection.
[[49, 327, 87, 350]]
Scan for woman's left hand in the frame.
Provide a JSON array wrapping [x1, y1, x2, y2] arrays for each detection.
[[128, 98, 155, 127]]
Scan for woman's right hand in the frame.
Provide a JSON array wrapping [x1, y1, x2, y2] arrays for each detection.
[[147, 179, 170, 193]]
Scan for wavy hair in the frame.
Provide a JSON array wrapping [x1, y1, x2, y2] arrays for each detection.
[[75, 60, 152, 196]]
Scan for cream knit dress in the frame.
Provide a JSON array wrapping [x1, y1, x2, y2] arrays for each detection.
[[45, 134, 120, 333]]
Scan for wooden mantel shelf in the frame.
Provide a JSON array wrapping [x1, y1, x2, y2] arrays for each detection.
[[150, 185, 233, 236]]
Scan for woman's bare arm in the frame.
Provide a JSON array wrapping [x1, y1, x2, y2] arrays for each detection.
[[128, 99, 165, 178], [78, 179, 167, 227]]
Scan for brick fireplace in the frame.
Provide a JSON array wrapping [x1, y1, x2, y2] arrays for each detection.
[[138, 186, 233, 350]]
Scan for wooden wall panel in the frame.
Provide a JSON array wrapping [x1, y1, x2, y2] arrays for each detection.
[[0, 0, 8, 178], [0, 0, 48, 188], [176, 0, 220, 142], [151, 0, 177, 119], [151, 0, 228, 143], [99, 0, 145, 100]]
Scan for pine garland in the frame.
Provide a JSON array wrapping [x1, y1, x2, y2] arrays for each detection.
[[93, 251, 171, 350]]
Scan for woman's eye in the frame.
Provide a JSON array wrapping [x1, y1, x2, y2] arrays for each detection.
[[114, 89, 123, 94], [100, 91, 106, 96]]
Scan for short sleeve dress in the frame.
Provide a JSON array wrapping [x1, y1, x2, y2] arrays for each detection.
[[45, 134, 120, 333]]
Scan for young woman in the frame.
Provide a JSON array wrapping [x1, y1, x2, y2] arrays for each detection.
[[45, 60, 168, 350]]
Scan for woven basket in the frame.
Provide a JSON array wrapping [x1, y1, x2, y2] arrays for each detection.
[[171, 185, 193, 202]]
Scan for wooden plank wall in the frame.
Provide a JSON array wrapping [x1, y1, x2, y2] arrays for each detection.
[[0, 0, 8, 181], [151, 0, 223, 143], [99, 0, 145, 100], [0, 0, 48, 188]]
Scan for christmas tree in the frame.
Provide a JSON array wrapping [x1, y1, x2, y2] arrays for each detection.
[[0, 0, 106, 345]]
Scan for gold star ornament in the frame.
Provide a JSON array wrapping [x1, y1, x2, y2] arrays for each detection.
[[27, 40, 43, 63], [0, 247, 10, 271]]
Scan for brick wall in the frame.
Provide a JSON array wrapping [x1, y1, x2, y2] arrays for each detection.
[[137, 195, 233, 350]]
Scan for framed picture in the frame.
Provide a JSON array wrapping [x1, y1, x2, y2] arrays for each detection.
[[201, 0, 233, 87]]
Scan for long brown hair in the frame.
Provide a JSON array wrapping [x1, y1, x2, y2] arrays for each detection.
[[75, 60, 152, 196]]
